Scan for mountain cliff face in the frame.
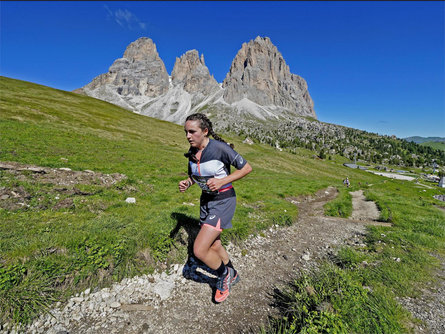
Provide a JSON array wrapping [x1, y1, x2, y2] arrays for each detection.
[[222, 36, 314, 118], [171, 50, 220, 96], [76, 36, 316, 125], [79, 38, 169, 111]]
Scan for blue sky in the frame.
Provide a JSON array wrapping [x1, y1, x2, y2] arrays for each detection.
[[1, 1, 444, 138]]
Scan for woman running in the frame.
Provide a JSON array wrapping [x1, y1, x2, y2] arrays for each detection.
[[178, 113, 252, 302]]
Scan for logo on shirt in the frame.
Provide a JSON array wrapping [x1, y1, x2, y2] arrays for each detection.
[[239, 157, 244, 164], [209, 215, 216, 220]]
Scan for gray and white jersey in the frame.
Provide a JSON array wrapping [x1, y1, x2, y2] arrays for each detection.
[[187, 139, 247, 196]]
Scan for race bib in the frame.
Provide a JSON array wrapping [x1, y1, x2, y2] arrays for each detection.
[[191, 175, 218, 194]]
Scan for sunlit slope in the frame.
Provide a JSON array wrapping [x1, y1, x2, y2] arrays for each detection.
[[421, 141, 445, 152], [0, 75, 382, 256], [0, 76, 385, 323]]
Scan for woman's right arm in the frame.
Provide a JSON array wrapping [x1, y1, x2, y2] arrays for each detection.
[[178, 177, 194, 193]]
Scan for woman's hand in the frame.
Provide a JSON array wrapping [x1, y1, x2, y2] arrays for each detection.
[[206, 178, 225, 192], [206, 163, 253, 192], [179, 179, 192, 193]]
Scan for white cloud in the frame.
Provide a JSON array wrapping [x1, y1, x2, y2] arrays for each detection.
[[104, 5, 147, 31]]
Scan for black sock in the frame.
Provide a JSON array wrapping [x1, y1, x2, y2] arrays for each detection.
[[216, 262, 227, 277], [226, 260, 234, 269]]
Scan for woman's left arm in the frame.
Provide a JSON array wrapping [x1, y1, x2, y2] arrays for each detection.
[[206, 163, 252, 192]]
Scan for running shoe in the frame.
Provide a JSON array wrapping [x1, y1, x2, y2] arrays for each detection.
[[231, 269, 240, 286], [215, 267, 235, 303]]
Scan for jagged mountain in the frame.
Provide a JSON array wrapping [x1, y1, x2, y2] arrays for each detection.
[[171, 50, 220, 96], [222, 36, 314, 118], [75, 36, 316, 125], [72, 37, 445, 168], [75, 38, 169, 111]]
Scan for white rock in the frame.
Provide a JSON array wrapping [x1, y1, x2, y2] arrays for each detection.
[[102, 292, 111, 300], [243, 137, 254, 145], [110, 301, 121, 309], [125, 197, 136, 203], [153, 281, 176, 301], [176, 265, 184, 275], [302, 253, 311, 261]]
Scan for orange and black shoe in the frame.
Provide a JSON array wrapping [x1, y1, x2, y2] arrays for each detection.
[[215, 267, 235, 303]]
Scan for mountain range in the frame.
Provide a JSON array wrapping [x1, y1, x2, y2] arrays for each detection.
[[74, 36, 315, 125], [73, 37, 445, 167], [404, 137, 445, 144]]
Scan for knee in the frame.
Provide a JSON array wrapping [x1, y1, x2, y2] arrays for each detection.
[[193, 243, 207, 261], [210, 240, 221, 252]]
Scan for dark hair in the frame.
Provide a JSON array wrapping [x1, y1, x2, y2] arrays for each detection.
[[184, 113, 233, 159], [185, 113, 229, 144]]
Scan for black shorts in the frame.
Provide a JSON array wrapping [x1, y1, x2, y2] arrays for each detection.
[[200, 196, 237, 231]]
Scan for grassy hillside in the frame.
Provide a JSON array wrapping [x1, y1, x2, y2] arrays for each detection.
[[421, 141, 445, 151], [1, 76, 445, 332], [405, 136, 445, 144]]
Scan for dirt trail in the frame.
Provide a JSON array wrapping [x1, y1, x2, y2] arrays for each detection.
[[52, 186, 388, 334], [349, 190, 380, 221]]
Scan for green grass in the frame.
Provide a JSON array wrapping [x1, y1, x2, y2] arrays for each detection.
[[324, 186, 353, 218], [1, 76, 445, 332], [262, 262, 409, 333], [420, 141, 445, 151], [263, 176, 445, 333]]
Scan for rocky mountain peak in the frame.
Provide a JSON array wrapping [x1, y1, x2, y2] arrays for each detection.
[[122, 37, 160, 62], [222, 36, 315, 118], [80, 37, 169, 104], [76, 36, 316, 124], [171, 50, 219, 95]]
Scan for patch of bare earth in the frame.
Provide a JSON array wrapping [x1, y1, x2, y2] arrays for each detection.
[[398, 256, 445, 334], [349, 190, 380, 221], [0, 161, 126, 210]]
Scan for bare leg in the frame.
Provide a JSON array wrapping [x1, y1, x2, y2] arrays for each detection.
[[210, 236, 229, 265], [193, 225, 224, 270]]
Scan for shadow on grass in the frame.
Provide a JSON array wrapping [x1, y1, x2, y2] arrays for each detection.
[[170, 212, 218, 289]]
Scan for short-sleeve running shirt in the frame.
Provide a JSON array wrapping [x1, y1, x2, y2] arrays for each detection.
[[187, 139, 247, 199]]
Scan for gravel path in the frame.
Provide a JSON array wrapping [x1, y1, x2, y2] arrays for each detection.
[[398, 257, 445, 334], [4, 187, 444, 334], [350, 190, 380, 221]]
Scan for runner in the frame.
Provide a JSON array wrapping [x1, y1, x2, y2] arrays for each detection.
[[178, 113, 252, 302]]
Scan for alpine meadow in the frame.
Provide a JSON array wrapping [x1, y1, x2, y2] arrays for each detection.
[[1, 76, 445, 333]]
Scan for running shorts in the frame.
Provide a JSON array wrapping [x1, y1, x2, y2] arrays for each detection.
[[200, 196, 237, 231]]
